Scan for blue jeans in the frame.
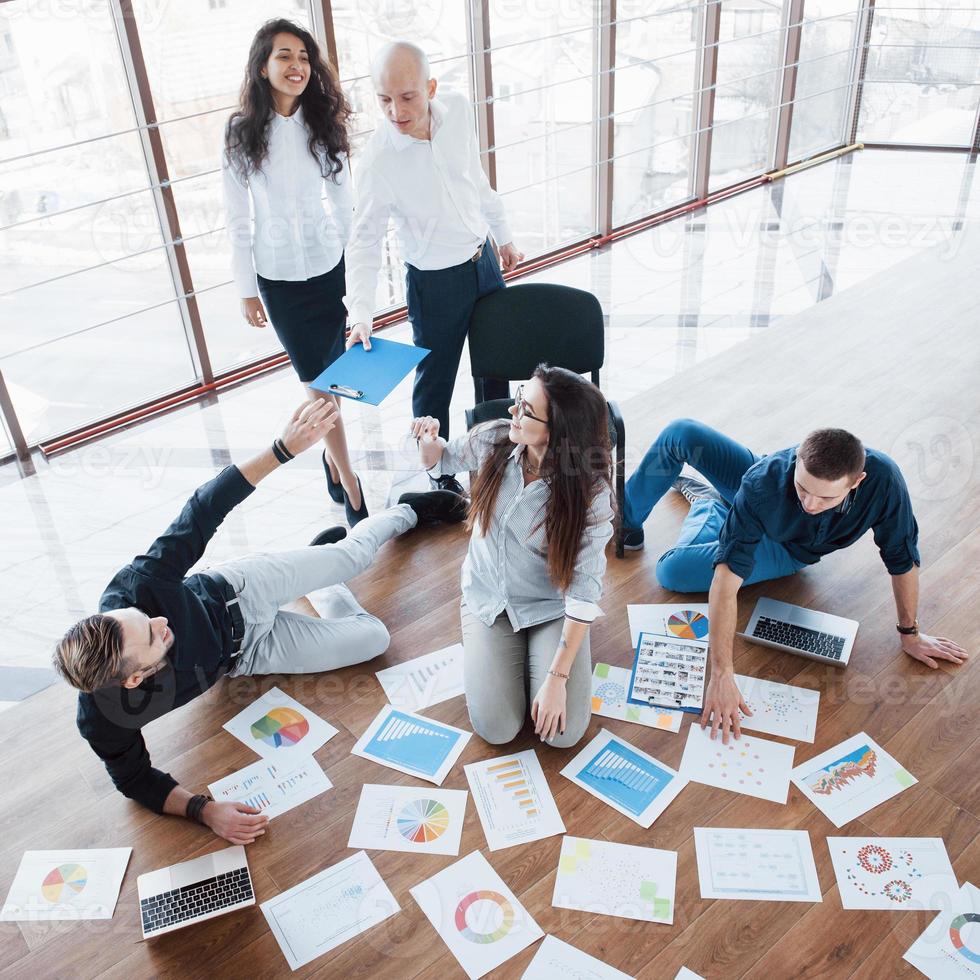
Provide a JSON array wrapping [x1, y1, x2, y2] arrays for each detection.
[[624, 419, 805, 592]]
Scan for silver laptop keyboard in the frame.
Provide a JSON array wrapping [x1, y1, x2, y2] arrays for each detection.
[[753, 616, 846, 660], [141, 866, 253, 935]]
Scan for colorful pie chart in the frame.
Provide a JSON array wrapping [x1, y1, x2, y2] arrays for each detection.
[[454, 890, 514, 944], [250, 707, 309, 748], [667, 609, 709, 640], [396, 799, 450, 843], [950, 912, 980, 964], [41, 864, 88, 903]]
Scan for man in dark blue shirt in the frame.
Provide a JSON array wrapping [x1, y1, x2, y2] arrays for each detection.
[[622, 419, 968, 741], [52, 398, 465, 843]]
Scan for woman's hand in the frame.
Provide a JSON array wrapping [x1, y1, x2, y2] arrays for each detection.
[[531, 674, 567, 742], [241, 296, 268, 328], [411, 416, 441, 443], [346, 321, 373, 351], [280, 398, 337, 456], [201, 801, 268, 844]]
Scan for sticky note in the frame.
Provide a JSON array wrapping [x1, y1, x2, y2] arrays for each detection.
[[595, 663, 610, 678], [653, 897, 671, 919], [639, 880, 658, 900], [626, 707, 642, 722], [574, 840, 591, 859], [592, 696, 603, 711], [894, 769, 915, 787], [559, 855, 578, 875]]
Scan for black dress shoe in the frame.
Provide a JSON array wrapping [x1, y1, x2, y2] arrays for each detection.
[[429, 473, 466, 496], [322, 451, 345, 504], [344, 476, 369, 527], [309, 525, 348, 547], [398, 489, 468, 526]]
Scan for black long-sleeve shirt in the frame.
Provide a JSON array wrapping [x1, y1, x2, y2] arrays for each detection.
[[76, 466, 254, 812]]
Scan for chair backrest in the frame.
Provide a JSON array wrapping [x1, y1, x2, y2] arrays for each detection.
[[468, 283, 604, 383]]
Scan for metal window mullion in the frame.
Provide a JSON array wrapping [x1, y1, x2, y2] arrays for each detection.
[[693, 0, 722, 200], [0, 367, 30, 462], [597, 1, 616, 236], [847, 0, 876, 145], [971, 95, 980, 154], [311, 0, 340, 72], [110, 0, 214, 384], [773, 0, 805, 171], [468, 0, 497, 189]]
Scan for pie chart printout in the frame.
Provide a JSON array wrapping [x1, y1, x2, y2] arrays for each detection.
[[397, 799, 451, 844], [667, 609, 709, 640], [250, 707, 310, 748], [41, 864, 88, 903]]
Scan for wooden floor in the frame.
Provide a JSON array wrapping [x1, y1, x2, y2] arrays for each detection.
[[1, 226, 979, 980]]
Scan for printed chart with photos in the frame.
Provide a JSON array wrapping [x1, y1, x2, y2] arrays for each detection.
[[628, 632, 709, 713]]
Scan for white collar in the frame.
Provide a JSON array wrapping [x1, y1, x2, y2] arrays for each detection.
[[271, 104, 305, 128], [386, 97, 445, 152]]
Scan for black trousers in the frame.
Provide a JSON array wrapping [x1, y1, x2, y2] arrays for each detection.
[[405, 240, 509, 441]]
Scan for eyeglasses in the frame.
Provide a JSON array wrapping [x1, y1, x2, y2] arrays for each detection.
[[514, 384, 548, 425]]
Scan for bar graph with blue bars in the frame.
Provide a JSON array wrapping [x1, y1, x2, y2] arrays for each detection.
[[577, 740, 673, 816], [364, 710, 459, 777]]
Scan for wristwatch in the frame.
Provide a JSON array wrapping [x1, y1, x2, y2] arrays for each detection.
[[896, 619, 919, 636]]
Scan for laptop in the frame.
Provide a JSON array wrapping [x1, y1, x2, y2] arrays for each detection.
[[137, 844, 255, 939], [740, 597, 858, 666]]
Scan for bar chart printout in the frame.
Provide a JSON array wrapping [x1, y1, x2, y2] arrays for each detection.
[[353, 705, 471, 784], [465, 750, 565, 850], [207, 757, 332, 820]]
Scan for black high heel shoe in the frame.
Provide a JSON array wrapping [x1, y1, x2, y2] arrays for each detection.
[[343, 475, 369, 527], [322, 451, 344, 504]]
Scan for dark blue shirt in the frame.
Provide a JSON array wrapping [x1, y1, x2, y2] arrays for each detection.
[[715, 447, 920, 581], [76, 466, 254, 813]]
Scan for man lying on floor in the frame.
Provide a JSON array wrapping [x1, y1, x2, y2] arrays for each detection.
[[53, 397, 465, 843]]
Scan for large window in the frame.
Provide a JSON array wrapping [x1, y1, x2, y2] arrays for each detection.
[[857, 1, 980, 144]]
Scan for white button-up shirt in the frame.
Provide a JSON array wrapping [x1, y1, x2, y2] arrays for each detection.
[[221, 106, 354, 299], [343, 90, 514, 328], [430, 421, 614, 631]]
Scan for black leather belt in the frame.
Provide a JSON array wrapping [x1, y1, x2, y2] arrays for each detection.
[[212, 575, 245, 656]]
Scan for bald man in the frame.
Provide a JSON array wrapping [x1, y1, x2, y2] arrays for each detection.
[[344, 41, 523, 494]]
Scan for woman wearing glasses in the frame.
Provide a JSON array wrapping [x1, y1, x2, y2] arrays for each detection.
[[411, 365, 614, 748], [222, 19, 368, 525]]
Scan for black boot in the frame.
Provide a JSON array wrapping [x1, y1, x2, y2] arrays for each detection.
[[398, 490, 468, 526]]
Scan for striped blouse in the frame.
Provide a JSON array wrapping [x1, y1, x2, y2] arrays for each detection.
[[430, 421, 614, 631]]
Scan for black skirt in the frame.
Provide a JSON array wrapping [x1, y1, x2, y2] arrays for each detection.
[[257, 255, 346, 385]]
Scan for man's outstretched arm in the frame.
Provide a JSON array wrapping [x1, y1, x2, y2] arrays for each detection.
[[890, 566, 968, 669]]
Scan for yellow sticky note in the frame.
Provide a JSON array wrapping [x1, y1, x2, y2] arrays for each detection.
[[559, 855, 578, 875], [574, 840, 592, 859]]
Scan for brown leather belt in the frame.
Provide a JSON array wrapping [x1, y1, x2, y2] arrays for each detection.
[[470, 243, 484, 262]]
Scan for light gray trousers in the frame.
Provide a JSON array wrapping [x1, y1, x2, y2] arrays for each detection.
[[460, 603, 592, 749], [207, 504, 416, 677]]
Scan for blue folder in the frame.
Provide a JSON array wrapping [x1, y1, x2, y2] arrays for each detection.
[[310, 338, 430, 406]]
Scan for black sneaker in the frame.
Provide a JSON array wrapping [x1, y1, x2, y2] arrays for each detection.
[[308, 526, 348, 547], [622, 527, 645, 551], [398, 490, 468, 526], [429, 473, 466, 496]]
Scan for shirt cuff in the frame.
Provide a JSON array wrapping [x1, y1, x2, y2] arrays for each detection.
[[235, 268, 259, 300], [344, 299, 372, 329], [564, 597, 603, 624], [490, 220, 514, 248]]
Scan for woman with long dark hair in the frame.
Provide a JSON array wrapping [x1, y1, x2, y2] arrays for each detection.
[[412, 365, 614, 748], [223, 19, 368, 524]]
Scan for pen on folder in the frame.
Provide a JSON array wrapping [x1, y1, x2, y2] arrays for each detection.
[[329, 384, 364, 399]]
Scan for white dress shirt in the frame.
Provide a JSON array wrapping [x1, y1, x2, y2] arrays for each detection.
[[343, 89, 514, 328], [222, 106, 354, 299], [429, 421, 614, 631]]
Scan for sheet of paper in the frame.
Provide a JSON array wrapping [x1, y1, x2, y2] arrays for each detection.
[[734, 673, 820, 743], [522, 935, 634, 979], [628, 632, 708, 713], [222, 686, 338, 761], [1, 848, 132, 921], [261, 850, 399, 970], [465, 750, 565, 851], [680, 724, 794, 804], [675, 970, 706, 980], [375, 644, 465, 711], [552, 836, 678, 924], [904, 881, 980, 978], [208, 756, 332, 819], [410, 850, 543, 980], [560, 728, 688, 828], [591, 663, 682, 733], [347, 784, 467, 856], [693, 827, 822, 902], [627, 603, 710, 648], [352, 704, 471, 785], [790, 731, 917, 828], [828, 837, 959, 910]]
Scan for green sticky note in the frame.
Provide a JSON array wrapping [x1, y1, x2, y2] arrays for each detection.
[[626, 707, 642, 722], [595, 663, 611, 678], [574, 840, 591, 859], [639, 880, 658, 901], [894, 769, 915, 787], [652, 897, 671, 919], [559, 855, 578, 875]]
